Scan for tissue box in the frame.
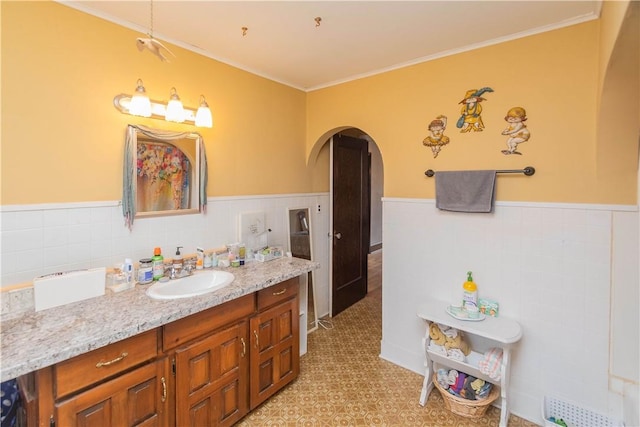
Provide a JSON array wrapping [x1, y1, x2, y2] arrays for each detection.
[[34, 267, 106, 311], [478, 298, 499, 317]]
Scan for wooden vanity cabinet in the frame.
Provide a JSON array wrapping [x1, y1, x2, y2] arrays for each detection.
[[20, 279, 301, 427], [55, 357, 170, 427], [173, 321, 249, 427], [249, 279, 300, 409], [165, 294, 254, 427], [22, 329, 166, 427]]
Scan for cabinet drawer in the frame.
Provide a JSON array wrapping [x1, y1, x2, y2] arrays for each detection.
[[54, 329, 158, 399], [257, 278, 298, 311], [163, 294, 255, 351]]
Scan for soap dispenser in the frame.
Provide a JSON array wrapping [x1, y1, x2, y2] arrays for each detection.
[[173, 246, 183, 272]]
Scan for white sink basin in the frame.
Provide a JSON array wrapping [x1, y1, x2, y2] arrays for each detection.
[[146, 270, 235, 300]]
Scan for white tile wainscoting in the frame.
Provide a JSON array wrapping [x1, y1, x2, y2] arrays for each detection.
[[379, 198, 638, 426], [2, 195, 637, 426], [0, 193, 330, 319]]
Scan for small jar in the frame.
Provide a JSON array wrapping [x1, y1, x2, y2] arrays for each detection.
[[138, 258, 153, 284]]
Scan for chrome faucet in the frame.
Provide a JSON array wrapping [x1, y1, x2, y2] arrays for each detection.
[[168, 258, 195, 279]]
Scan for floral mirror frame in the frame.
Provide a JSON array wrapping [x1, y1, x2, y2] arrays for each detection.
[[123, 125, 208, 228]]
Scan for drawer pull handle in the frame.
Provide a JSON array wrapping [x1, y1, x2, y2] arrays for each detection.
[[253, 330, 259, 348], [161, 377, 167, 402], [241, 337, 246, 357], [272, 288, 286, 296], [95, 352, 128, 368]]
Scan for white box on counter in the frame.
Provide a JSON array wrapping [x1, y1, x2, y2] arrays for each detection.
[[33, 267, 106, 311]]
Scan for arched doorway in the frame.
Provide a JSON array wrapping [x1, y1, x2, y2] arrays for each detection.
[[310, 127, 383, 317]]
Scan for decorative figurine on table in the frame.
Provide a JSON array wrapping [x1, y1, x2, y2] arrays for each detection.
[[422, 115, 450, 158], [501, 106, 531, 155], [456, 87, 494, 133]]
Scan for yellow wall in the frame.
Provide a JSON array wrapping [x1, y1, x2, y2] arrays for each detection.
[[307, 19, 638, 204], [1, 1, 311, 204], [595, 1, 638, 201], [597, 0, 632, 100], [2, 2, 637, 206]]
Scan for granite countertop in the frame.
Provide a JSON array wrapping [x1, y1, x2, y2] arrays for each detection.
[[0, 257, 319, 382]]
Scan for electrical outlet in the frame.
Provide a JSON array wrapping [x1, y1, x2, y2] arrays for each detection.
[[317, 204, 321, 214]]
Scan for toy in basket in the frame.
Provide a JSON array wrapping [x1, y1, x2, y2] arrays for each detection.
[[543, 395, 624, 427], [432, 374, 500, 418], [255, 246, 283, 262]]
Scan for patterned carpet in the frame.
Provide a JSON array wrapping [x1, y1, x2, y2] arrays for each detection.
[[238, 252, 537, 426]]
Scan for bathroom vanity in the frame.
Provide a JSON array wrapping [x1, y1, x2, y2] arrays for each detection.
[[0, 257, 318, 427]]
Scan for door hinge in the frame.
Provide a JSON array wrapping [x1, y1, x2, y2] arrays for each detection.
[[172, 358, 176, 376], [49, 415, 55, 427]]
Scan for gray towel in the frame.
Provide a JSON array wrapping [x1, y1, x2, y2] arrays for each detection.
[[435, 170, 497, 212]]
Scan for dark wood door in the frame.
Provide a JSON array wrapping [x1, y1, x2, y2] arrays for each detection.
[[174, 321, 249, 427], [332, 134, 370, 316]]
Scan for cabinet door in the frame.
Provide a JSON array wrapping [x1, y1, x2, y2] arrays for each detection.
[[249, 296, 300, 409], [174, 321, 249, 427], [55, 357, 169, 427]]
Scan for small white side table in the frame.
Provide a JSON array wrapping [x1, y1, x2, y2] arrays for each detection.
[[417, 300, 522, 427]]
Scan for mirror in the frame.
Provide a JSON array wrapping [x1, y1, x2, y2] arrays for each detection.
[[123, 125, 208, 227], [287, 207, 317, 333]]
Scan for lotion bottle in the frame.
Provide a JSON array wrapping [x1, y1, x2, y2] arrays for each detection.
[[462, 271, 478, 310]]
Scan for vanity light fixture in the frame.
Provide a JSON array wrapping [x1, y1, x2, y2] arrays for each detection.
[[113, 79, 213, 128], [165, 87, 185, 123], [128, 79, 152, 117], [195, 95, 213, 128]]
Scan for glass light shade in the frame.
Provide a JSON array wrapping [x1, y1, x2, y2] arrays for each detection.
[[195, 95, 213, 128], [165, 87, 185, 123], [128, 79, 152, 117]]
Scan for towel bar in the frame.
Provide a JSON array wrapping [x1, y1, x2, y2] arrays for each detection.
[[425, 166, 535, 177]]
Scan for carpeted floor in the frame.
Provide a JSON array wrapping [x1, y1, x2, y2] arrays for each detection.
[[238, 251, 537, 426]]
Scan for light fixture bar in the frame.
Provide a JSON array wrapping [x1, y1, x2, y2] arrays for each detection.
[[113, 93, 211, 127]]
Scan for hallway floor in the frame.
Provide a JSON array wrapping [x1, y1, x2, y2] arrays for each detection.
[[238, 251, 537, 426]]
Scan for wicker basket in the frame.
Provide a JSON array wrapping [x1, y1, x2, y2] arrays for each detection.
[[432, 374, 500, 419]]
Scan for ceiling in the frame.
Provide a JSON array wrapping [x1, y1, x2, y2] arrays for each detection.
[[61, 1, 601, 91]]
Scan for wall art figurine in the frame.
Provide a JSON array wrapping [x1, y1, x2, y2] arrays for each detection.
[[456, 87, 494, 133], [501, 107, 530, 155], [422, 115, 450, 158]]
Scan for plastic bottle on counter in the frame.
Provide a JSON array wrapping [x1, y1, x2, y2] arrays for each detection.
[[462, 271, 478, 310], [204, 251, 213, 268], [152, 247, 164, 281], [123, 258, 133, 284], [239, 244, 246, 266], [196, 247, 204, 270], [173, 246, 183, 271]]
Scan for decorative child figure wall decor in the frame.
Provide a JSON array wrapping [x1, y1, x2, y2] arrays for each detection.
[[423, 115, 450, 158], [456, 87, 494, 132], [500, 106, 530, 155]]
